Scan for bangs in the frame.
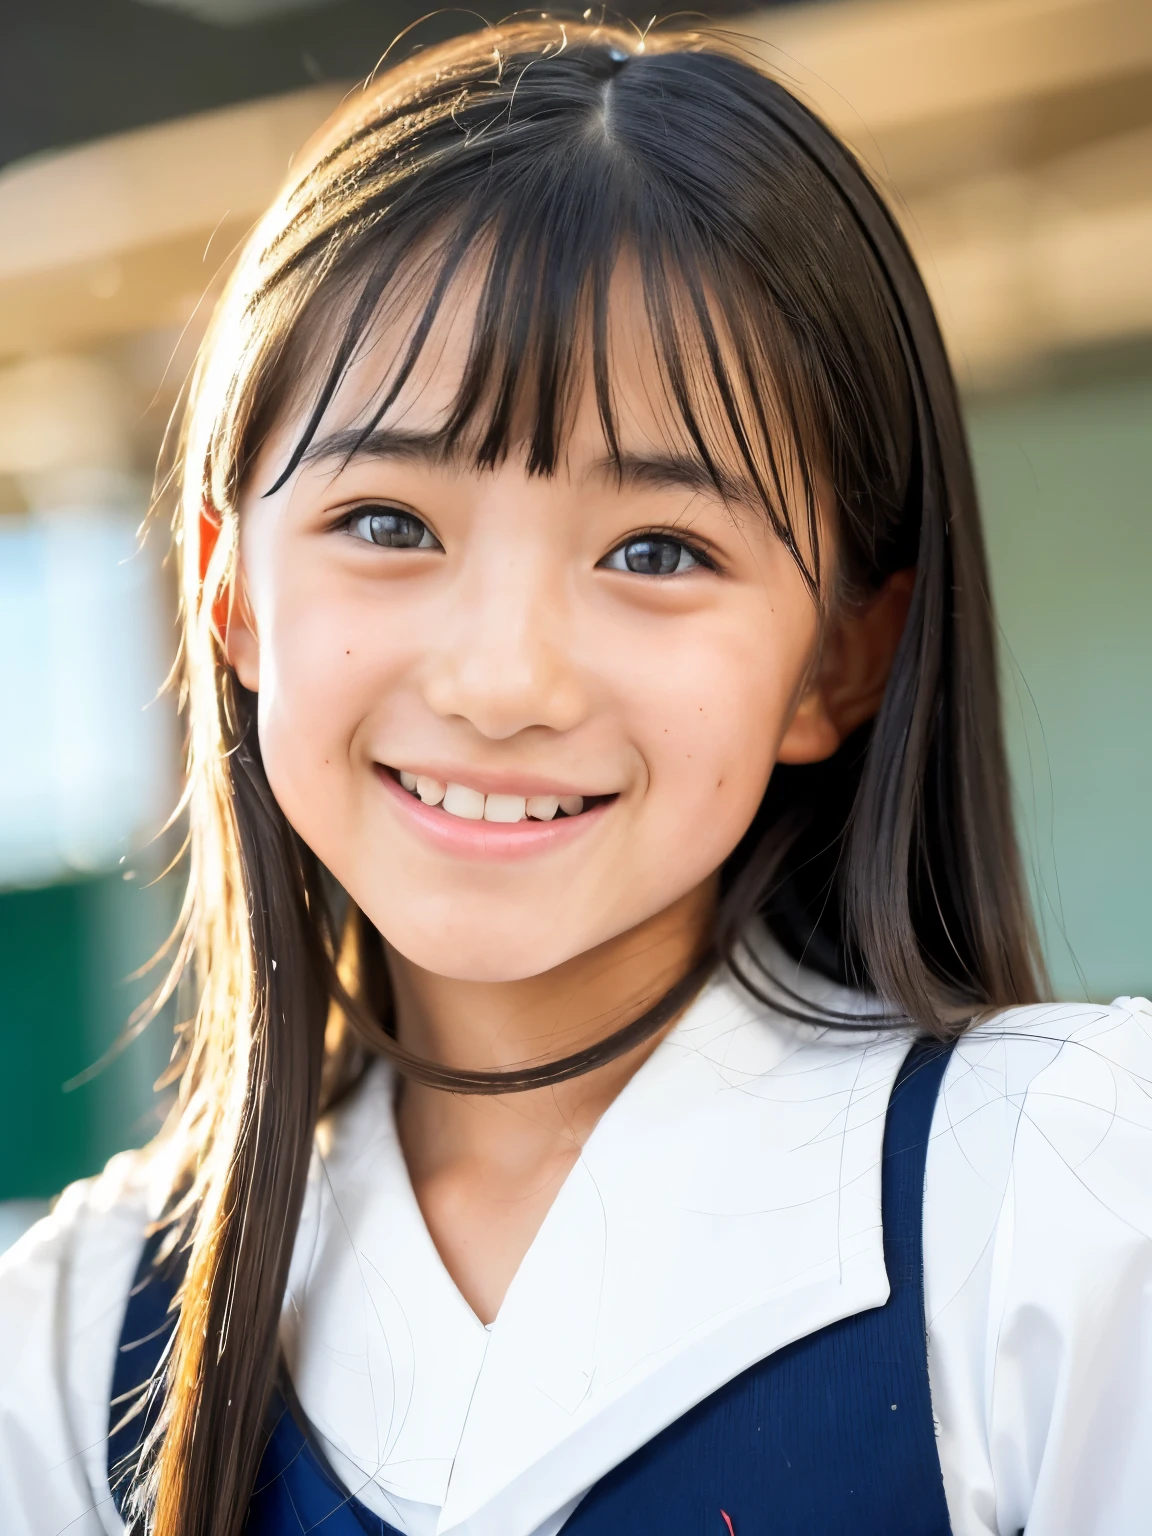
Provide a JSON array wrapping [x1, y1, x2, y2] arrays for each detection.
[[266, 172, 826, 597]]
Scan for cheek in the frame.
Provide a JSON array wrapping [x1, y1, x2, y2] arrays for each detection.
[[622, 601, 812, 861], [251, 563, 406, 835]]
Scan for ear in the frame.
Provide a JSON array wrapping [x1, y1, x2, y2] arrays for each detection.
[[223, 557, 261, 692], [776, 568, 915, 765], [200, 501, 261, 691]]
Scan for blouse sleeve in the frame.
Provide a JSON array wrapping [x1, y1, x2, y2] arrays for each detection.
[[926, 996, 1152, 1536], [0, 1152, 151, 1536]]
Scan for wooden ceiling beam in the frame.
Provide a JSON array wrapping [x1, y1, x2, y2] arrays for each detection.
[[0, 0, 1149, 383], [748, 0, 1152, 141]]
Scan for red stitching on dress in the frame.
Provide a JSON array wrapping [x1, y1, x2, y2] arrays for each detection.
[[720, 1512, 735, 1535]]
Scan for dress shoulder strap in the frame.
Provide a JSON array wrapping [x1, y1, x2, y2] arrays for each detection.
[[106, 1224, 184, 1524], [882, 1036, 954, 1296], [107, 1229, 392, 1532]]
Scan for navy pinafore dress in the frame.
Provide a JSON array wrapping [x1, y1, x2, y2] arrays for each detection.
[[109, 1040, 953, 1534]]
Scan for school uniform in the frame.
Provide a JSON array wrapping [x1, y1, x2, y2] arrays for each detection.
[[1, 933, 1151, 1535]]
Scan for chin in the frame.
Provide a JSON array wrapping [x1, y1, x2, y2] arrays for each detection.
[[371, 912, 584, 984]]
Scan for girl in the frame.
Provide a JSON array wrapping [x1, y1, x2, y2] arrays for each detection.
[[1, 20, 1149, 1536]]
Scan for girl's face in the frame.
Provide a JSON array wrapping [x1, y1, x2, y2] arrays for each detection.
[[231, 278, 867, 983]]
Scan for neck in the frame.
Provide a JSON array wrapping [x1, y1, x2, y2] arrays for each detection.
[[390, 876, 716, 1150], [387, 881, 715, 1321]]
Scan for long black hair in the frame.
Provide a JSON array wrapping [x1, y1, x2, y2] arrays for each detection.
[[140, 20, 1044, 1533]]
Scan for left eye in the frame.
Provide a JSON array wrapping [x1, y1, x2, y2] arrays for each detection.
[[347, 507, 440, 549], [600, 536, 702, 576]]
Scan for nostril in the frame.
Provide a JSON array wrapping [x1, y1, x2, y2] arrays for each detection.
[[420, 646, 589, 739]]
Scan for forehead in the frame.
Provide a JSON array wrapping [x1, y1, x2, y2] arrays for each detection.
[[298, 250, 789, 493], [318, 261, 667, 457]]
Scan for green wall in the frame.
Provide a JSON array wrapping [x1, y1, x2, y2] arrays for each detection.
[[0, 867, 173, 1202], [968, 361, 1152, 1002]]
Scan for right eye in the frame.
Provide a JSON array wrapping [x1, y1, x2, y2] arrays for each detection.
[[346, 507, 440, 549]]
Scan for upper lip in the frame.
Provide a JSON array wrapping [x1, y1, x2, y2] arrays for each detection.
[[380, 761, 614, 800]]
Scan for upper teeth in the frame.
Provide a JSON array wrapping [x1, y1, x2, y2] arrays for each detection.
[[398, 770, 583, 822]]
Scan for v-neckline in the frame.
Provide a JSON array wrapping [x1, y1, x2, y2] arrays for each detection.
[[386, 1001, 713, 1333]]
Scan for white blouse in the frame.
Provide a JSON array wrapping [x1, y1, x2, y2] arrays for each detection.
[[2, 948, 1151, 1536]]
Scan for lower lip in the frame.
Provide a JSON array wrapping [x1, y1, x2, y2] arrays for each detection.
[[375, 767, 613, 861]]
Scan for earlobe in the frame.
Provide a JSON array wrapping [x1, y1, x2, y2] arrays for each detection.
[[776, 688, 842, 765], [224, 581, 261, 691], [776, 568, 915, 766]]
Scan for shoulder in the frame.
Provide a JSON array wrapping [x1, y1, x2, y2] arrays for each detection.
[[927, 995, 1152, 1301], [925, 998, 1152, 1535], [950, 991, 1152, 1090], [0, 1148, 158, 1536], [933, 995, 1152, 1224]]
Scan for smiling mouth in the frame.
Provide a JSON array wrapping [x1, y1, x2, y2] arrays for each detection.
[[384, 767, 614, 824]]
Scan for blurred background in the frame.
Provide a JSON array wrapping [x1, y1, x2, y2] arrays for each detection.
[[1, 0, 1149, 1249]]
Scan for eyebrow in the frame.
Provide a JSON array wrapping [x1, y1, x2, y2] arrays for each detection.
[[300, 426, 762, 511], [603, 452, 761, 512], [302, 426, 463, 470]]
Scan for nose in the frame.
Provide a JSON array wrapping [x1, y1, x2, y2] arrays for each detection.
[[420, 556, 589, 741]]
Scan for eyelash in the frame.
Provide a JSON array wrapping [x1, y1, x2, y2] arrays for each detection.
[[335, 506, 716, 576], [599, 531, 717, 577], [337, 505, 441, 550]]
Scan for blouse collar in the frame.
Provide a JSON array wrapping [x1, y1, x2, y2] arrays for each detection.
[[284, 933, 910, 1536]]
